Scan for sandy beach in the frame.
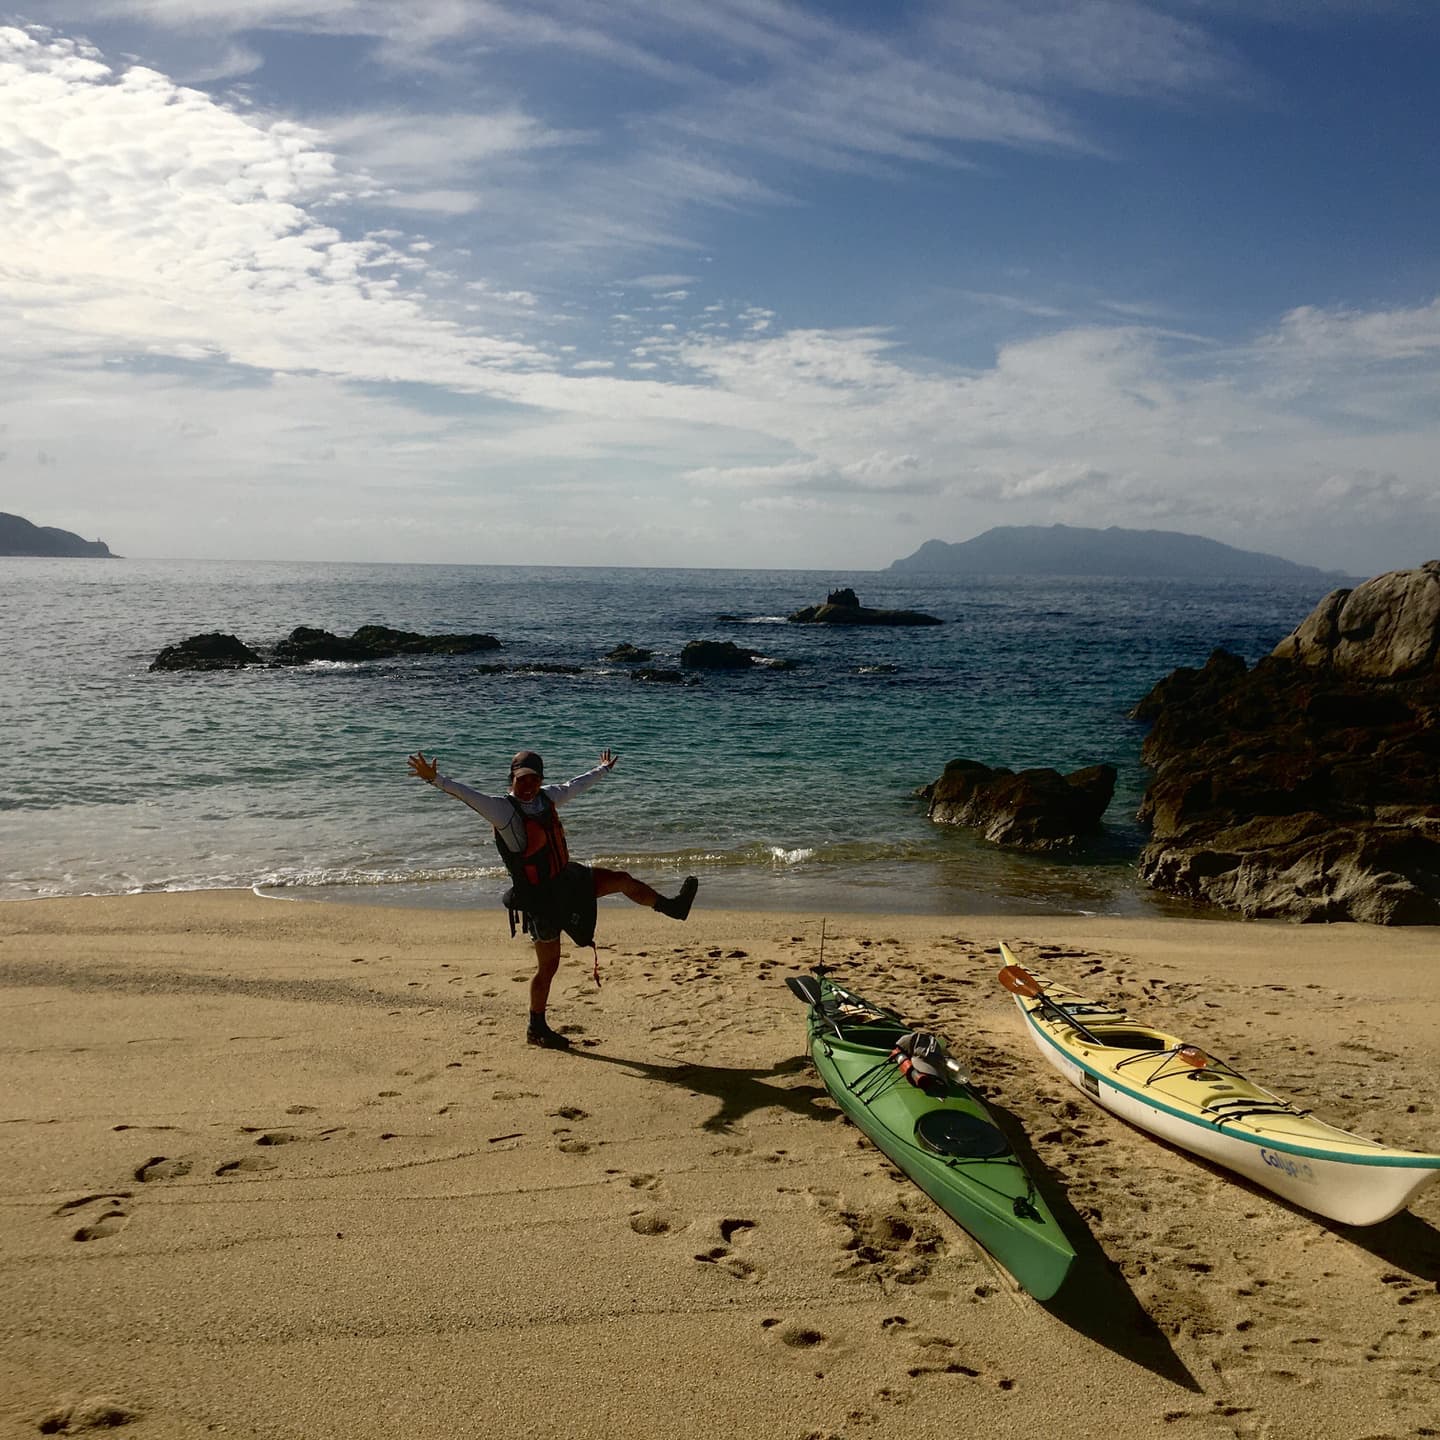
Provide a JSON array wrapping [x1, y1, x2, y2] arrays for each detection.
[[2, 892, 1437, 1439]]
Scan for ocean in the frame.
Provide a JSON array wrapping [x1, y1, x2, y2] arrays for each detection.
[[0, 559, 1332, 918]]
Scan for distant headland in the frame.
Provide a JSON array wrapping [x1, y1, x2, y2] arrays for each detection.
[[889, 524, 1346, 581], [0, 511, 116, 558]]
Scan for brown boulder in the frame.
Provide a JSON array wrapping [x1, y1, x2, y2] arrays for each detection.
[[921, 758, 1116, 851]]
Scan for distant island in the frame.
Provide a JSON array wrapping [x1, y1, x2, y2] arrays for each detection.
[[889, 525, 1345, 581], [1, 511, 115, 558]]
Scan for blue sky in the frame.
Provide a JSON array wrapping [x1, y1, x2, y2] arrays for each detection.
[[2, 1, 1437, 572]]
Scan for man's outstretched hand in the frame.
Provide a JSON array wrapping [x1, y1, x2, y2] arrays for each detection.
[[408, 752, 439, 783], [599, 749, 619, 771]]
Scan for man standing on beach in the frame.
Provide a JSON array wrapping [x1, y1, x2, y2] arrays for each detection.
[[407, 747, 699, 1049]]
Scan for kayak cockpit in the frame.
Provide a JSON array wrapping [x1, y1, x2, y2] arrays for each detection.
[[1081, 1027, 1171, 1051], [831, 1021, 911, 1048]]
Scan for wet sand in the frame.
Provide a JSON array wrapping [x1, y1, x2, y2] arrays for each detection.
[[2, 892, 1437, 1439]]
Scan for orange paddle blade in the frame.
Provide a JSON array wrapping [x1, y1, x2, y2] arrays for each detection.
[[998, 964, 1042, 998]]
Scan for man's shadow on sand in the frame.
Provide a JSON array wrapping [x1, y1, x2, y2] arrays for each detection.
[[571, 1045, 833, 1134], [572, 1043, 1201, 1390]]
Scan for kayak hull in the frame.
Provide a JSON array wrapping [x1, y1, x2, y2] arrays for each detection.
[[797, 976, 1075, 1300], [1000, 945, 1440, 1226]]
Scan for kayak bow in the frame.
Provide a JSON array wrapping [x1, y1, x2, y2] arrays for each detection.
[[786, 969, 1075, 1300], [998, 942, 1440, 1226]]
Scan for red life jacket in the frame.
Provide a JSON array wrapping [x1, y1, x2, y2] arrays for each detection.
[[496, 794, 570, 890]]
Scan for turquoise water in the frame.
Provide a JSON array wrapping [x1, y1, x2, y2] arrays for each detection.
[[0, 559, 1331, 916]]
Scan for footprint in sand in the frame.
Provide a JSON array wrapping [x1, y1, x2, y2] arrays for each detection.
[[37, 1396, 140, 1432], [549, 1106, 590, 1121], [628, 1212, 674, 1236], [556, 1139, 591, 1155], [893, 1328, 1017, 1389], [769, 1319, 826, 1349], [693, 1218, 760, 1281], [53, 1192, 130, 1216], [833, 1207, 945, 1285], [53, 1193, 133, 1242], [215, 1157, 276, 1176], [608, 1171, 661, 1192], [72, 1210, 130, 1242], [133, 1156, 192, 1183]]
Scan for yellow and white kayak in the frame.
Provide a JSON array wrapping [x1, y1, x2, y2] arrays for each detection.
[[998, 943, 1440, 1226]]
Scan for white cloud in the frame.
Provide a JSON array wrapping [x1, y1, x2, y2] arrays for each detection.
[[319, 107, 586, 216], [1262, 298, 1440, 364], [0, 29, 549, 386]]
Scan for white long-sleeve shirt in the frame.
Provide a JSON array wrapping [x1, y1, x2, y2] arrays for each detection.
[[431, 764, 610, 856]]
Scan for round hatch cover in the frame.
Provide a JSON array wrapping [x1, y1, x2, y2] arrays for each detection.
[[914, 1111, 1009, 1158]]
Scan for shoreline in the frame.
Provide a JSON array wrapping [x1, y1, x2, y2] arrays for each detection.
[[3, 892, 1437, 1438], [0, 846, 1219, 920]]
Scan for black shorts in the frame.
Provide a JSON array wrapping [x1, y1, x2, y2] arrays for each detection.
[[517, 862, 596, 945]]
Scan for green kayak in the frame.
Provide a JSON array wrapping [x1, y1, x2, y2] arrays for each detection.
[[787, 968, 1075, 1301]]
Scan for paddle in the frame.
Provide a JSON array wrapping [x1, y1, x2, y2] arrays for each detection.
[[997, 955, 1109, 1049], [999, 953, 1221, 1073], [785, 975, 823, 1006]]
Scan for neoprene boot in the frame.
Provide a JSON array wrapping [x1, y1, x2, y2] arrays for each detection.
[[526, 1016, 572, 1049], [655, 876, 699, 921]]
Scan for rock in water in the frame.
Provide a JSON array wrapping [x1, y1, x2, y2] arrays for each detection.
[[606, 642, 653, 662], [149, 633, 262, 671], [150, 626, 502, 670], [680, 640, 758, 670], [1134, 561, 1440, 924], [788, 588, 942, 626], [273, 625, 500, 663], [921, 759, 1116, 851]]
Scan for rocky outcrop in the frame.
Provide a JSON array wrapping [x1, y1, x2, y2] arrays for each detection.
[[606, 643, 653, 662], [789, 587, 942, 626], [921, 759, 1116, 851], [1134, 562, 1440, 924], [680, 640, 758, 670], [272, 625, 500, 664], [150, 625, 501, 670], [149, 632, 262, 671], [1270, 561, 1440, 679]]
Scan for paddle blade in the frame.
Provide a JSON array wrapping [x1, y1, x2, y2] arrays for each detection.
[[998, 964, 1043, 998], [1177, 1045, 1211, 1069], [785, 975, 823, 1007]]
